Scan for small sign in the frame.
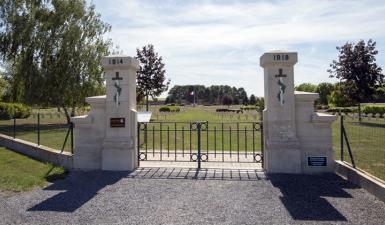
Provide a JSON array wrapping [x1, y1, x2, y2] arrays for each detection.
[[110, 118, 125, 128], [308, 156, 327, 166]]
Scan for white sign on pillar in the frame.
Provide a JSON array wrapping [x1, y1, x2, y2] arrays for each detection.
[[101, 56, 139, 171], [260, 51, 301, 173]]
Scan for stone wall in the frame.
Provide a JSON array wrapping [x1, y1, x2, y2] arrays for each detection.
[[0, 134, 73, 169]]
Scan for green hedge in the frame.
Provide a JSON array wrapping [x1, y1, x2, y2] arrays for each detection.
[[362, 106, 385, 115], [159, 106, 180, 112], [0, 102, 32, 120], [240, 106, 257, 111], [326, 107, 358, 113]]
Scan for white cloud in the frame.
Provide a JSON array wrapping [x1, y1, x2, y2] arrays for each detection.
[[92, 0, 385, 97]]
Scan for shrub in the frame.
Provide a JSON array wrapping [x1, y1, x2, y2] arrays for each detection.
[[0, 102, 32, 120], [240, 106, 257, 111], [159, 106, 180, 113], [326, 107, 357, 114], [216, 108, 243, 113], [362, 105, 385, 115]]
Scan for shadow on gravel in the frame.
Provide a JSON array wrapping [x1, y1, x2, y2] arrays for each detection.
[[127, 167, 267, 181], [28, 171, 127, 212], [269, 173, 359, 222]]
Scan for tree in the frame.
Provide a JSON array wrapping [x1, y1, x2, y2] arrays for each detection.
[[256, 97, 265, 113], [136, 44, 170, 111], [0, 0, 111, 123], [327, 83, 356, 107], [295, 83, 317, 92], [249, 94, 257, 105], [221, 95, 233, 108], [328, 39, 384, 121], [315, 82, 334, 105]]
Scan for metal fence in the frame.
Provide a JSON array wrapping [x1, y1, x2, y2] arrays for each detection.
[[336, 115, 385, 182], [137, 121, 264, 169], [0, 112, 74, 153]]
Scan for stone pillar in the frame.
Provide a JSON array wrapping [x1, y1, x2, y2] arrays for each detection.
[[260, 51, 301, 173], [101, 56, 140, 171]]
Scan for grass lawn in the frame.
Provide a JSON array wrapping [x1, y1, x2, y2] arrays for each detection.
[[0, 113, 72, 152], [0, 147, 66, 193], [332, 116, 385, 181]]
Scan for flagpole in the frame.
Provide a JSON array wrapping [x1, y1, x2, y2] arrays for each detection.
[[193, 86, 196, 107]]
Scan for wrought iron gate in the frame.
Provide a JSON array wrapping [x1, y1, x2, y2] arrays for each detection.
[[137, 121, 263, 168]]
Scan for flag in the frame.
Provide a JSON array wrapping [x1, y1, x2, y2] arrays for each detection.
[[190, 91, 194, 96]]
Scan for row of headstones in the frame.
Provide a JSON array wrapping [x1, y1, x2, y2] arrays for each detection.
[[328, 112, 385, 119]]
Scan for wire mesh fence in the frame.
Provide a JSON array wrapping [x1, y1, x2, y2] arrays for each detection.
[[0, 111, 74, 153], [333, 115, 385, 182]]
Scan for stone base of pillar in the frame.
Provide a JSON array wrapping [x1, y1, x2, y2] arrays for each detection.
[[102, 138, 137, 171], [265, 148, 302, 174]]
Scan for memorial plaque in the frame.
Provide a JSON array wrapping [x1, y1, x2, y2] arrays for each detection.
[[110, 118, 125, 127], [308, 156, 327, 166]]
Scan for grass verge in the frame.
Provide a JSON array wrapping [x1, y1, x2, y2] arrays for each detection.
[[0, 147, 67, 193]]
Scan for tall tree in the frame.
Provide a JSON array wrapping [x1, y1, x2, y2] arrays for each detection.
[[295, 83, 317, 92], [249, 94, 257, 105], [221, 95, 233, 108], [0, 0, 111, 123], [315, 82, 334, 105], [136, 44, 170, 111], [328, 39, 384, 120]]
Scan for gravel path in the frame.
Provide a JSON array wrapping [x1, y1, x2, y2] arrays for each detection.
[[1, 168, 385, 225]]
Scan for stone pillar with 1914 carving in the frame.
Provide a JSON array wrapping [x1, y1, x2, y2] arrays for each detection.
[[101, 56, 140, 171]]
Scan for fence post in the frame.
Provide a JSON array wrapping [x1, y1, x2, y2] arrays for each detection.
[[197, 122, 201, 169], [70, 122, 74, 154], [340, 115, 344, 161], [37, 113, 40, 145], [13, 116, 16, 139]]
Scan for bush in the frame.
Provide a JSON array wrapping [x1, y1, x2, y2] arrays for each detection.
[[326, 107, 357, 114], [159, 106, 180, 112], [216, 108, 243, 113], [362, 105, 385, 115], [240, 106, 257, 111], [0, 102, 32, 120]]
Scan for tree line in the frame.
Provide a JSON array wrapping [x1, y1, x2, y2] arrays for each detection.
[[165, 85, 261, 106]]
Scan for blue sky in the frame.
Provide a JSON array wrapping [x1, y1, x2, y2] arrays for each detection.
[[91, 0, 385, 97]]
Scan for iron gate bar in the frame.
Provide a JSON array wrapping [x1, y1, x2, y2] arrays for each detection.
[[137, 121, 263, 166]]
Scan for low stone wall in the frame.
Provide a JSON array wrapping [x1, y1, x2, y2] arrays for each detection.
[[0, 134, 73, 169], [335, 160, 385, 203]]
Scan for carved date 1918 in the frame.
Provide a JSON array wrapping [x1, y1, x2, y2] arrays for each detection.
[[273, 54, 289, 61]]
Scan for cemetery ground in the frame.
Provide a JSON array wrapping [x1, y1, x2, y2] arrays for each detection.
[[0, 105, 385, 181]]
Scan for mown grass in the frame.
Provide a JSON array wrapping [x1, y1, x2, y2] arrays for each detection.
[[332, 116, 385, 181], [0, 147, 66, 193]]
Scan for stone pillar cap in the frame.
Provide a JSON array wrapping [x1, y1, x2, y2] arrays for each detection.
[[102, 55, 140, 70], [294, 91, 319, 102], [260, 51, 298, 67]]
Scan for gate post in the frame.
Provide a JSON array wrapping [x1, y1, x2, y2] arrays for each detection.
[[101, 56, 140, 171], [197, 122, 201, 169], [260, 51, 301, 173]]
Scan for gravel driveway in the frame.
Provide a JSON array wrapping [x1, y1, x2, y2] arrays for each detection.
[[1, 167, 385, 225]]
